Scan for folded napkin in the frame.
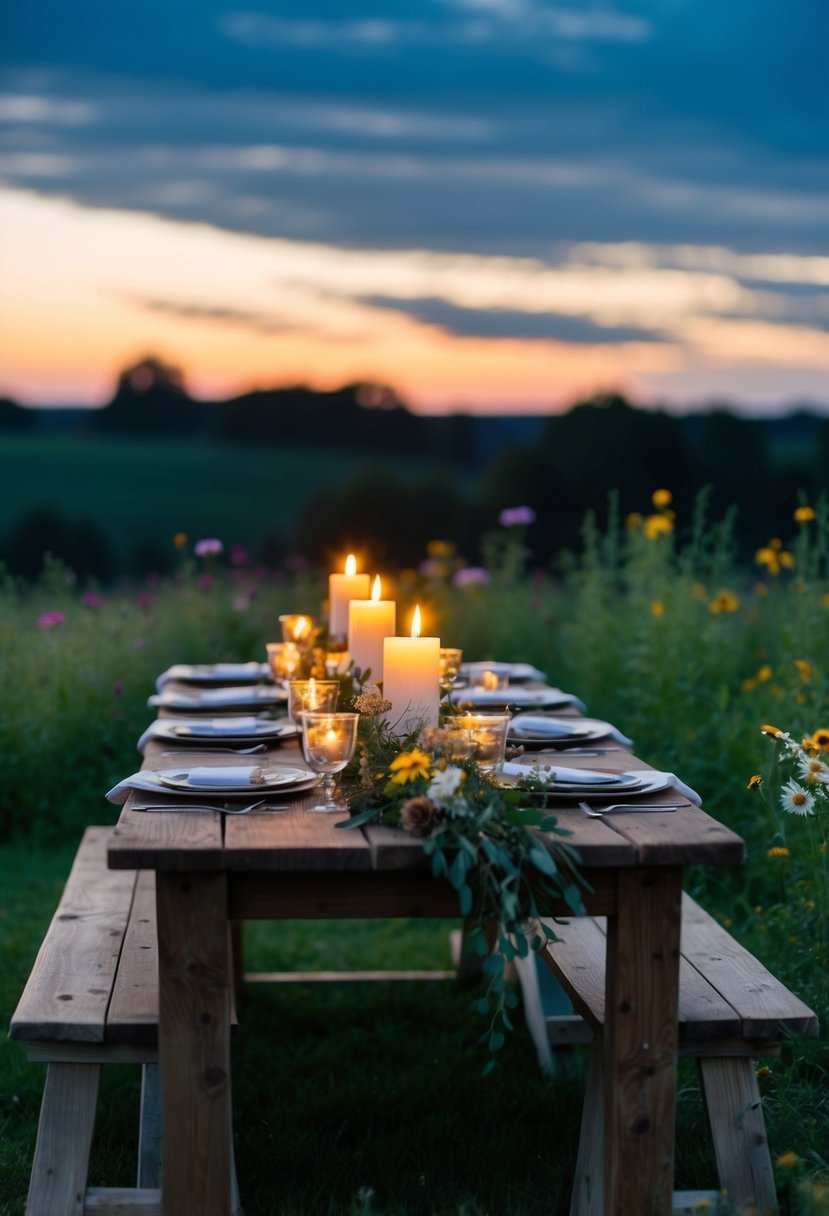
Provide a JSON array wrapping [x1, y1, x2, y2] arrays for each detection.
[[156, 662, 268, 691], [509, 715, 633, 746], [137, 716, 268, 753], [106, 765, 264, 804], [502, 761, 701, 804], [452, 686, 587, 712]]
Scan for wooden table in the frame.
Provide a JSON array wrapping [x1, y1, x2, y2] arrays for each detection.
[[108, 693, 745, 1216]]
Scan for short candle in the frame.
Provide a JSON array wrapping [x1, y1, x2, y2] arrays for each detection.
[[348, 575, 396, 684], [328, 554, 371, 641], [382, 605, 440, 735]]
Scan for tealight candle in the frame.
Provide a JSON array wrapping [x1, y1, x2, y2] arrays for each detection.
[[348, 575, 396, 684], [454, 712, 511, 772], [279, 613, 313, 644], [382, 605, 440, 735], [328, 554, 371, 641]]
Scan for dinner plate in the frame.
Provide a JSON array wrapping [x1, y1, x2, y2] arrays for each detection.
[[508, 715, 596, 747], [150, 685, 287, 711], [155, 766, 318, 794], [160, 662, 270, 685], [502, 769, 671, 801], [154, 720, 297, 742], [451, 687, 575, 711], [460, 661, 547, 684]]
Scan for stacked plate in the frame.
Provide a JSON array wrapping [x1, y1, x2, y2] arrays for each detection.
[[451, 686, 576, 711], [500, 763, 673, 801], [157, 662, 270, 686], [508, 715, 613, 749], [149, 717, 297, 745], [152, 765, 319, 796], [149, 685, 287, 712]]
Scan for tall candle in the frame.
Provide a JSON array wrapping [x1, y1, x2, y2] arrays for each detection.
[[328, 554, 370, 640], [348, 576, 396, 684], [382, 605, 440, 735]]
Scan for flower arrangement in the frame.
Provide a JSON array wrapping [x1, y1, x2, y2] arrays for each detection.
[[340, 692, 585, 1069]]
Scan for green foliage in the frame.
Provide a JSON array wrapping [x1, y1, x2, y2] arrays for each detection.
[[1, 489, 828, 1210]]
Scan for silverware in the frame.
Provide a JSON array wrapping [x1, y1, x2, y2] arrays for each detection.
[[136, 799, 289, 814], [543, 746, 627, 756], [577, 800, 684, 817]]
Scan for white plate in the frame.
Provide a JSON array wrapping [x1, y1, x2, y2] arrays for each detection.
[[156, 721, 297, 742], [460, 661, 547, 683], [155, 766, 318, 794], [502, 769, 670, 801], [508, 715, 617, 748], [151, 686, 287, 711]]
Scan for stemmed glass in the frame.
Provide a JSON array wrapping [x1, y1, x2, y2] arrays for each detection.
[[299, 711, 359, 813]]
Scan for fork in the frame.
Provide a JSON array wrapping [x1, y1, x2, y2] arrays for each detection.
[[577, 800, 684, 817], [160, 743, 268, 756], [137, 799, 289, 814]]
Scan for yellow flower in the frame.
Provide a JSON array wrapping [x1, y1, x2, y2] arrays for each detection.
[[693, 1201, 712, 1213], [652, 488, 673, 508], [742, 677, 757, 692], [756, 664, 773, 683], [709, 590, 740, 615], [768, 846, 790, 859], [747, 774, 763, 789], [644, 513, 673, 540], [756, 538, 794, 575], [755, 1065, 771, 1079], [625, 511, 643, 530], [822, 592, 829, 609], [650, 600, 665, 617], [780, 551, 795, 569], [776, 1151, 799, 1170], [794, 659, 814, 681], [807, 728, 829, 752], [794, 505, 816, 523], [388, 748, 433, 785], [761, 724, 782, 737], [690, 582, 707, 600], [173, 531, 188, 549]]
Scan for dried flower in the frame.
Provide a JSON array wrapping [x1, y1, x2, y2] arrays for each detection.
[[399, 796, 438, 835]]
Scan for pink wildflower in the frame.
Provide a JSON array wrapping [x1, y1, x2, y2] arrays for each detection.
[[38, 611, 65, 629], [194, 538, 223, 557], [136, 590, 154, 610], [230, 545, 249, 566], [453, 567, 491, 588], [499, 506, 536, 527], [82, 591, 103, 610]]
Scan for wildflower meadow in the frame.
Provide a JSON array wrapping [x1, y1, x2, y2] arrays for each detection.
[[1, 490, 827, 1214]]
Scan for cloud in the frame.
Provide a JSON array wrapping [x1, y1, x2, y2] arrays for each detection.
[[364, 294, 669, 343]]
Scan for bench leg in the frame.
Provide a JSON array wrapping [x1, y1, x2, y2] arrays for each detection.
[[570, 1040, 604, 1216], [26, 1061, 101, 1216], [698, 1057, 778, 1214], [138, 1062, 162, 1188]]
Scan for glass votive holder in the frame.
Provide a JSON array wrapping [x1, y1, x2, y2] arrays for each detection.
[[466, 662, 511, 691], [453, 712, 511, 772], [299, 711, 359, 813], [439, 647, 464, 688], [279, 613, 314, 644], [287, 678, 340, 724], [324, 646, 351, 676], [266, 641, 302, 681]]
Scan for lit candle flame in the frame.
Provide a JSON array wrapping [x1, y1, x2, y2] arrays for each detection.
[[308, 676, 316, 707], [294, 616, 310, 640], [371, 575, 382, 602], [345, 554, 357, 576], [411, 604, 422, 639]]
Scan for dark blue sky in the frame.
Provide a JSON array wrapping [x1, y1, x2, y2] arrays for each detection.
[[2, 1, 828, 412]]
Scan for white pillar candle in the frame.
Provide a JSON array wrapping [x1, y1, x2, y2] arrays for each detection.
[[348, 576, 396, 684], [382, 605, 440, 735], [328, 554, 371, 640]]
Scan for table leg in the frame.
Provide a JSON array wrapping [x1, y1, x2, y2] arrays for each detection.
[[603, 866, 682, 1216], [157, 870, 234, 1216]]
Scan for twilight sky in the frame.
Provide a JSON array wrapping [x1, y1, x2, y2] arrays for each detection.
[[1, 0, 828, 415]]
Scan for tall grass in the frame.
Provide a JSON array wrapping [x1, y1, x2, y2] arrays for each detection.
[[1, 492, 827, 1214]]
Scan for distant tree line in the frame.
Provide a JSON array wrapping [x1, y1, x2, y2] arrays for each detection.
[[2, 357, 828, 579]]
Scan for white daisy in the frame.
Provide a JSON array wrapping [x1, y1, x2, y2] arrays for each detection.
[[797, 756, 829, 786], [780, 779, 815, 817], [428, 765, 466, 810]]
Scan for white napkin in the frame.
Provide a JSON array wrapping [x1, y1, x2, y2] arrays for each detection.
[[156, 662, 268, 691], [502, 761, 701, 804], [106, 765, 264, 804], [137, 716, 268, 753], [451, 686, 587, 712], [509, 715, 633, 746], [502, 762, 619, 785]]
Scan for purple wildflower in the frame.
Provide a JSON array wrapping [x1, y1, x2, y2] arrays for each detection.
[[198, 574, 214, 589], [499, 506, 536, 527], [230, 545, 249, 567], [453, 567, 491, 588], [38, 611, 65, 629], [112, 680, 124, 697], [82, 591, 104, 610], [136, 590, 154, 610], [194, 538, 223, 557]]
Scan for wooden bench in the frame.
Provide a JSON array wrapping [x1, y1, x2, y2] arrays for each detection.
[[515, 893, 819, 1215], [9, 825, 240, 1216]]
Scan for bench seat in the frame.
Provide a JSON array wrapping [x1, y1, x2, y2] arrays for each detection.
[[517, 892, 819, 1215], [9, 826, 239, 1216]]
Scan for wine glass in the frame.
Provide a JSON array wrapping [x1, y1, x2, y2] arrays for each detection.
[[287, 678, 340, 725], [299, 711, 359, 813]]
